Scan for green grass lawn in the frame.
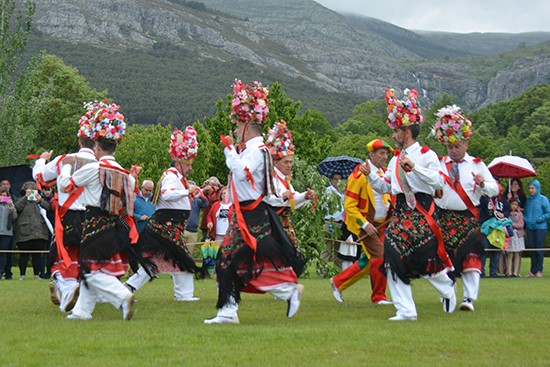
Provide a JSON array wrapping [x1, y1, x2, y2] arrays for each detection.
[[1, 268, 548, 367]]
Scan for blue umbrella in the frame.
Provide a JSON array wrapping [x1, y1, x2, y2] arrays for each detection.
[[316, 155, 364, 180]]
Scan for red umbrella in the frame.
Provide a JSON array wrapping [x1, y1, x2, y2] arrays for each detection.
[[487, 155, 536, 178]]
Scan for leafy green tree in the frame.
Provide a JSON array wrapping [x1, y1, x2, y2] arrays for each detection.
[[0, 0, 36, 166], [0, 0, 35, 94], [203, 98, 232, 180], [116, 124, 172, 184], [26, 53, 106, 154], [265, 82, 301, 129], [290, 109, 334, 165], [189, 121, 214, 185]]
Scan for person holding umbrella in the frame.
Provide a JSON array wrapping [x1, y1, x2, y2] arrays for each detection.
[[431, 105, 499, 311], [524, 180, 550, 278], [360, 88, 455, 321]]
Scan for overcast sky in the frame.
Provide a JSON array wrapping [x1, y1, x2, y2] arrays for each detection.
[[314, 0, 550, 33]]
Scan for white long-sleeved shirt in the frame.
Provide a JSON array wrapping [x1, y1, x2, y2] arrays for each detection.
[[58, 156, 135, 208], [369, 160, 390, 222], [156, 168, 190, 210], [33, 148, 96, 211], [435, 153, 499, 211], [324, 185, 344, 222], [263, 167, 309, 209], [368, 142, 443, 196], [225, 136, 267, 203]]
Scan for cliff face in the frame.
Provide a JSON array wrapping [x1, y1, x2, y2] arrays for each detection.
[[32, 0, 550, 110]]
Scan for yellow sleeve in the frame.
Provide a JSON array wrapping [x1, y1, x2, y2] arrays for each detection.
[[344, 172, 368, 236]]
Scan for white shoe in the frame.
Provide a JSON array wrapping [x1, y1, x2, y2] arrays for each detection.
[[121, 294, 136, 321], [49, 281, 61, 306], [60, 284, 80, 313], [459, 298, 475, 311], [287, 283, 304, 318], [18, 276, 25, 281], [67, 313, 91, 321], [330, 278, 344, 303], [389, 315, 417, 321], [174, 297, 200, 302], [375, 300, 393, 305], [442, 291, 456, 314], [204, 315, 240, 324]]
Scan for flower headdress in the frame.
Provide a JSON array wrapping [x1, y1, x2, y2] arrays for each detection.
[[231, 79, 269, 125], [265, 120, 294, 159], [431, 105, 472, 144], [78, 100, 126, 141], [170, 126, 198, 161], [385, 87, 424, 129]]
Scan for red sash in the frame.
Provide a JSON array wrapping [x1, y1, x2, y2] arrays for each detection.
[[230, 178, 263, 255], [444, 160, 480, 220], [54, 185, 84, 269]]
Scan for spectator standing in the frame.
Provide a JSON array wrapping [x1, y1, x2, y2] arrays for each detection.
[[15, 182, 52, 280], [1, 178, 15, 280], [199, 177, 221, 241], [39, 186, 56, 279], [207, 186, 233, 245], [0, 189, 17, 279], [506, 199, 525, 277], [479, 189, 510, 277], [506, 178, 527, 210], [134, 180, 156, 233], [524, 180, 550, 278], [184, 181, 209, 257], [321, 172, 345, 267]]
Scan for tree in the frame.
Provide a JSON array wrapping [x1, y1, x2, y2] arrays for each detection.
[[0, 0, 36, 166], [116, 124, 173, 184], [189, 120, 213, 185], [203, 98, 232, 180], [290, 109, 335, 165], [0, 0, 35, 94]]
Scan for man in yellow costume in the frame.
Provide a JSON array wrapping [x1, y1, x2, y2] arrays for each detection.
[[330, 139, 393, 305]]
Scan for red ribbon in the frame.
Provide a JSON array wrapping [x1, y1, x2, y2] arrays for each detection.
[[443, 160, 480, 220], [230, 178, 261, 256]]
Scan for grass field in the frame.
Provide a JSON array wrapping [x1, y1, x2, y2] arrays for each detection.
[[1, 266, 549, 367]]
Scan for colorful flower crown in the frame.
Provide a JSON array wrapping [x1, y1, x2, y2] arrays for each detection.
[[385, 88, 424, 129], [231, 79, 269, 125], [432, 105, 472, 144], [265, 120, 294, 159], [78, 100, 126, 141], [170, 126, 198, 161]]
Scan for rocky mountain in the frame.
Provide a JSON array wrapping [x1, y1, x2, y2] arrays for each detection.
[[28, 0, 550, 124]]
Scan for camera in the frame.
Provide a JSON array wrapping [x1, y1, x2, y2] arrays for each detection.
[[27, 189, 38, 201], [1, 196, 10, 203]]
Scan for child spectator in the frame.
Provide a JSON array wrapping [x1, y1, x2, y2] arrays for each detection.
[[506, 199, 525, 277], [206, 187, 232, 245]]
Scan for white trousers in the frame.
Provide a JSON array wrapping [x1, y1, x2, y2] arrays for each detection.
[[462, 270, 480, 301], [71, 272, 132, 319], [216, 282, 297, 318], [53, 271, 79, 298], [126, 267, 195, 300], [172, 272, 194, 300], [126, 267, 152, 290], [386, 269, 454, 317]]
